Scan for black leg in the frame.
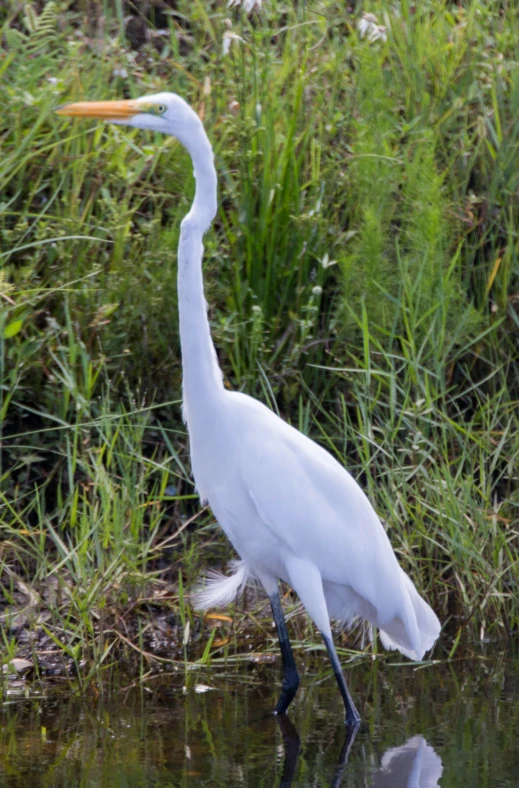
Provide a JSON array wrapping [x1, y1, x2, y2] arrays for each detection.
[[269, 592, 300, 715], [322, 633, 361, 725]]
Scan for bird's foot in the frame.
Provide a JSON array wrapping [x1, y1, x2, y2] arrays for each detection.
[[344, 707, 361, 726], [274, 671, 300, 715], [273, 693, 295, 716]]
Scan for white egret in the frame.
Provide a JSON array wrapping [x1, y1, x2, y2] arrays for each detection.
[[56, 93, 441, 724]]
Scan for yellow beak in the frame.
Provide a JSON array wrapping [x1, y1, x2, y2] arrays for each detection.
[[55, 100, 141, 120]]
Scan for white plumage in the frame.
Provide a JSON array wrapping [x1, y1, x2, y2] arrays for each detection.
[[192, 391, 440, 663], [57, 91, 441, 723]]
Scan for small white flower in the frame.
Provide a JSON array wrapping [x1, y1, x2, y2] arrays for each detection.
[[228, 0, 262, 13], [112, 67, 128, 78], [47, 77, 59, 85], [357, 12, 378, 35], [319, 253, 337, 269], [223, 30, 244, 56], [357, 13, 387, 43]]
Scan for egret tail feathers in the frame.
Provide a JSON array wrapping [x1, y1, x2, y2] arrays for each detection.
[[379, 574, 440, 661], [192, 559, 253, 610]]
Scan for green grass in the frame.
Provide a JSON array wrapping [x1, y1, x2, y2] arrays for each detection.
[[1, 0, 519, 684]]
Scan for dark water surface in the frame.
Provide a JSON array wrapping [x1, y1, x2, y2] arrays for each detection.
[[1, 648, 518, 787]]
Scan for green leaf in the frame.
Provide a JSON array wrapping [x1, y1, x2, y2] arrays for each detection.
[[3, 320, 23, 339]]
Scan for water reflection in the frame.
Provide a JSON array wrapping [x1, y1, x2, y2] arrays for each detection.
[[370, 736, 443, 788], [1, 650, 518, 787], [276, 715, 300, 787], [278, 720, 442, 788]]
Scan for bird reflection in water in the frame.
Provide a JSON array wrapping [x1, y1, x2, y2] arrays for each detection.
[[370, 735, 443, 787], [276, 718, 443, 788]]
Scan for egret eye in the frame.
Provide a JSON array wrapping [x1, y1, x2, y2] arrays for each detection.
[[156, 104, 166, 114]]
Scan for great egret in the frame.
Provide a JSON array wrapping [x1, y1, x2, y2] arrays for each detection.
[[56, 93, 441, 724]]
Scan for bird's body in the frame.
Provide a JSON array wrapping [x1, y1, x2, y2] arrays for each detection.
[[191, 388, 439, 663], [57, 91, 441, 723]]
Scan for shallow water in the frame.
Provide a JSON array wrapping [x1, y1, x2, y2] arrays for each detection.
[[1, 648, 518, 787]]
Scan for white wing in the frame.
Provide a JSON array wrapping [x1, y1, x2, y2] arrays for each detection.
[[227, 391, 440, 659]]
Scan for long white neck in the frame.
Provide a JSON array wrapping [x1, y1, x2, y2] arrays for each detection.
[[177, 114, 224, 429]]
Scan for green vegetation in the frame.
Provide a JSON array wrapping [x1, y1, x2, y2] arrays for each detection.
[[1, 0, 518, 684]]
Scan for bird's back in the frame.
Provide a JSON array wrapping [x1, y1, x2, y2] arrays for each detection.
[[225, 390, 400, 583], [210, 391, 440, 660]]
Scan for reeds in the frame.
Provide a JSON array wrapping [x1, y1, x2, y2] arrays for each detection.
[[1, 1, 518, 682]]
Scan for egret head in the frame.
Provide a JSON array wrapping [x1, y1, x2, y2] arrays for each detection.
[[56, 91, 202, 150]]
